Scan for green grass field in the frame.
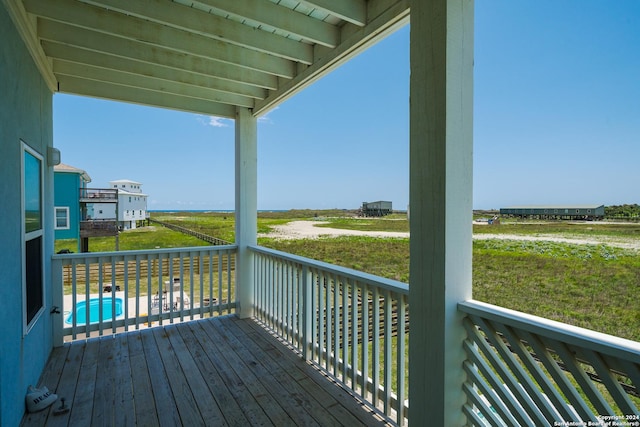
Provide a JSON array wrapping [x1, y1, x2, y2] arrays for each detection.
[[55, 211, 640, 342]]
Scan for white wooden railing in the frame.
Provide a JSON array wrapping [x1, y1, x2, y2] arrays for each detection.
[[250, 245, 409, 426], [460, 300, 640, 426], [52, 245, 237, 343]]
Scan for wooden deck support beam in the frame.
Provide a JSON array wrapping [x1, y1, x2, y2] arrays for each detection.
[[408, 0, 474, 425]]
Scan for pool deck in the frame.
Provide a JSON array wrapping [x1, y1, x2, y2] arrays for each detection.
[[21, 315, 392, 426]]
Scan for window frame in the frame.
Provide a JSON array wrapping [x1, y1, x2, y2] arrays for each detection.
[[54, 206, 70, 230], [22, 141, 45, 334]]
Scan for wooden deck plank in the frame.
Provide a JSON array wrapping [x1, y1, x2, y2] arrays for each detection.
[[127, 331, 159, 426], [21, 316, 393, 427], [163, 324, 228, 426], [187, 321, 274, 427], [240, 318, 391, 426], [199, 318, 296, 426], [112, 333, 135, 426], [151, 327, 205, 426], [177, 322, 252, 427], [218, 316, 340, 426], [67, 337, 100, 426], [92, 336, 117, 426], [139, 328, 183, 427]]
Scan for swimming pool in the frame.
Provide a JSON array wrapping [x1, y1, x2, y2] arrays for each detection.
[[65, 297, 124, 325]]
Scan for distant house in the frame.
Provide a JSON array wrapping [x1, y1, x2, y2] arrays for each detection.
[[89, 179, 148, 230], [500, 204, 605, 220], [361, 200, 393, 217], [53, 163, 91, 242]]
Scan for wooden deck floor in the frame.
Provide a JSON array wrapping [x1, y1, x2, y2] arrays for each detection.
[[21, 316, 392, 426]]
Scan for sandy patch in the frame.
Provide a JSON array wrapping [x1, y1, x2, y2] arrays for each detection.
[[261, 220, 640, 250], [262, 221, 410, 240]]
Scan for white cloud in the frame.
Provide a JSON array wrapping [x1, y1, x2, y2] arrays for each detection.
[[208, 116, 230, 127], [198, 115, 230, 127]]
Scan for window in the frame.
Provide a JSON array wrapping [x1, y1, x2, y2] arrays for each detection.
[[55, 207, 70, 229], [23, 142, 44, 332]]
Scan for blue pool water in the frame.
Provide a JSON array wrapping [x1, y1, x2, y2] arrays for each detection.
[[65, 297, 124, 325]]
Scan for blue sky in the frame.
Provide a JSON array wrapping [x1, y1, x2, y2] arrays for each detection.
[[54, 1, 640, 211]]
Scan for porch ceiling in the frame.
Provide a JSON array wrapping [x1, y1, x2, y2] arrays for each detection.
[[5, 0, 409, 118]]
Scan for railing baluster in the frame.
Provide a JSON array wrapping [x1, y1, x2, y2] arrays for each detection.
[[383, 289, 391, 416], [333, 273, 340, 377], [97, 258, 104, 336], [361, 284, 369, 399], [110, 257, 116, 334], [318, 270, 325, 365], [397, 293, 406, 424], [302, 265, 312, 361], [342, 276, 348, 383], [372, 286, 380, 407], [123, 257, 129, 332], [325, 272, 332, 373], [351, 280, 358, 391]]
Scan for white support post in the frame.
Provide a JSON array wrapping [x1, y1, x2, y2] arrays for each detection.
[[235, 107, 257, 319], [408, 1, 474, 426]]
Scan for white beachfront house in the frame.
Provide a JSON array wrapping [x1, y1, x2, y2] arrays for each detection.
[[87, 179, 148, 230]]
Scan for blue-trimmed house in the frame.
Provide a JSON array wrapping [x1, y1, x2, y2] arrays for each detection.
[[53, 163, 91, 243]]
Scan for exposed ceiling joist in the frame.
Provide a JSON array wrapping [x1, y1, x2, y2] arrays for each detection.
[[53, 60, 256, 108], [57, 75, 236, 118], [193, 0, 339, 47], [25, 0, 295, 78], [80, 0, 314, 64], [38, 19, 279, 89], [41, 41, 268, 100], [298, 0, 367, 26]]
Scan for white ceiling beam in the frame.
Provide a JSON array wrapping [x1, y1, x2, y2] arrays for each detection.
[[38, 19, 279, 90], [79, 0, 313, 65], [57, 75, 237, 118], [298, 0, 367, 26], [255, 0, 409, 116], [53, 60, 255, 108], [2, 0, 57, 91], [42, 41, 268, 100], [193, 0, 339, 47], [24, 0, 295, 79]]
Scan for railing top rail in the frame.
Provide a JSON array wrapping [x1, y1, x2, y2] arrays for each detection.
[[249, 244, 409, 295], [52, 244, 238, 261], [459, 299, 640, 362]]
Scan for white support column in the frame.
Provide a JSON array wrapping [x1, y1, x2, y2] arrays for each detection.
[[235, 107, 257, 319], [408, 1, 474, 426]]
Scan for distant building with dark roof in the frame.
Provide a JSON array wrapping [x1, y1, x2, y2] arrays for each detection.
[[500, 205, 605, 220]]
